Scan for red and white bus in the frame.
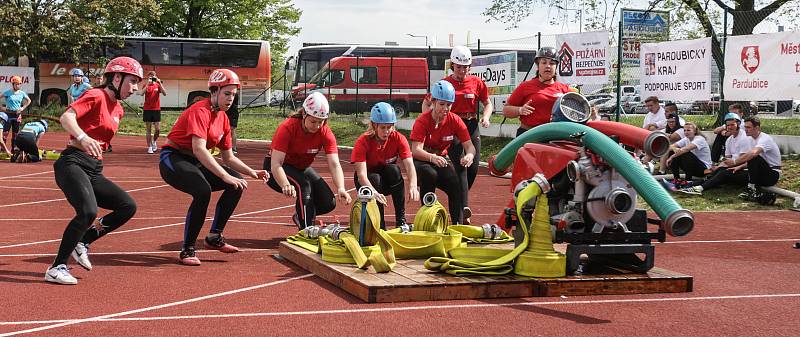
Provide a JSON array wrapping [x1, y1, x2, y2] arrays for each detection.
[[32, 36, 270, 108]]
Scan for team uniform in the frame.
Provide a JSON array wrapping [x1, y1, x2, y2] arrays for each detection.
[[68, 82, 92, 102], [264, 116, 339, 229], [15, 120, 46, 162], [670, 136, 712, 181], [696, 129, 754, 191], [51, 88, 137, 274], [747, 132, 781, 187], [410, 110, 471, 224], [443, 75, 488, 210], [506, 79, 571, 136], [142, 82, 163, 122], [2, 88, 29, 148], [642, 107, 667, 131], [159, 98, 243, 256], [351, 131, 412, 229]]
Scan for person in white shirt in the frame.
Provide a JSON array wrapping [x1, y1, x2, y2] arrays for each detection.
[[666, 122, 711, 182], [710, 103, 745, 163], [642, 96, 667, 131], [680, 113, 753, 195], [724, 116, 781, 204]]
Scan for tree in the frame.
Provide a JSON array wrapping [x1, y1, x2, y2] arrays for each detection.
[[143, 0, 301, 86], [0, 0, 159, 104]]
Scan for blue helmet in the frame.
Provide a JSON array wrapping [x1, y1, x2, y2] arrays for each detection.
[[38, 119, 49, 131], [370, 102, 397, 124], [70, 68, 84, 76], [83, 76, 90, 84], [431, 80, 455, 103], [724, 112, 741, 122], [0, 112, 7, 124]]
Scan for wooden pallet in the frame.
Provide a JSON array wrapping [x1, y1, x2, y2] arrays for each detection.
[[278, 242, 693, 303]]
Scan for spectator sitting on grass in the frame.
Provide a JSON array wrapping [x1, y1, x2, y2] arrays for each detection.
[[710, 103, 745, 164], [726, 116, 781, 205], [665, 122, 711, 183], [680, 113, 754, 195]]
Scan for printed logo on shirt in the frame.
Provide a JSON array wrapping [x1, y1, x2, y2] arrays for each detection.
[[554, 92, 565, 98], [112, 116, 120, 124], [464, 93, 475, 99], [307, 149, 319, 154], [442, 135, 454, 141], [385, 156, 398, 164], [218, 133, 224, 142]]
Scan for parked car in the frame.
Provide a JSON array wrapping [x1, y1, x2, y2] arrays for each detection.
[[589, 97, 612, 107], [621, 95, 642, 114], [664, 100, 693, 115]]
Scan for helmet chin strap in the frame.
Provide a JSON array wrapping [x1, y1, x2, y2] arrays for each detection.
[[108, 74, 128, 100], [210, 89, 220, 112]]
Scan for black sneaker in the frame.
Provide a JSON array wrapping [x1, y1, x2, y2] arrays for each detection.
[[739, 186, 757, 201], [757, 191, 777, 206], [179, 247, 201, 266]]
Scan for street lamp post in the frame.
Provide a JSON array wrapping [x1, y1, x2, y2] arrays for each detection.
[[556, 5, 583, 33], [406, 33, 428, 46]]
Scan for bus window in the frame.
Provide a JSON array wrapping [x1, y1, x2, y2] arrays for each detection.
[[518, 51, 535, 73], [428, 51, 449, 70], [144, 41, 181, 65], [351, 67, 377, 84], [182, 42, 220, 66], [106, 40, 142, 59], [220, 43, 260, 68]]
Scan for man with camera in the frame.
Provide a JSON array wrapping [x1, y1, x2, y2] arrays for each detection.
[[139, 70, 167, 154]]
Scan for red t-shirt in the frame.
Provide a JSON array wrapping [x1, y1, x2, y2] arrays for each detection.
[[506, 79, 571, 128], [143, 82, 162, 110], [409, 111, 470, 156], [444, 75, 489, 117], [166, 99, 232, 150], [351, 131, 412, 172], [68, 88, 124, 151], [270, 117, 338, 170]]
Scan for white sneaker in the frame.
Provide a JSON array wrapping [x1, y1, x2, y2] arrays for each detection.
[[151, 141, 158, 152], [45, 264, 78, 285], [147, 146, 154, 154], [71, 242, 93, 270]]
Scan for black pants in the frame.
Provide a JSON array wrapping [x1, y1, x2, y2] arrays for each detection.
[[516, 126, 529, 137], [700, 168, 749, 191], [263, 158, 336, 229], [747, 156, 780, 187], [670, 152, 707, 180], [3, 112, 20, 149], [448, 118, 479, 207], [159, 147, 243, 249], [15, 131, 40, 162], [353, 164, 405, 229], [52, 147, 137, 267], [414, 159, 463, 224], [710, 134, 729, 163]]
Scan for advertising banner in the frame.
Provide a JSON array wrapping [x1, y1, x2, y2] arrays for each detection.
[[0, 67, 35, 93], [556, 31, 610, 86], [621, 8, 670, 66], [724, 31, 800, 100], [640, 37, 711, 101], [446, 51, 517, 113]]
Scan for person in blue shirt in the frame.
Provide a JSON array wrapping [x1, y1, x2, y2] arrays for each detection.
[[13, 119, 48, 162], [0, 112, 12, 157], [1, 76, 31, 150], [67, 68, 92, 104]]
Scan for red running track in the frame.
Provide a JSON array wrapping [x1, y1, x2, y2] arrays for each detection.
[[0, 132, 798, 336]]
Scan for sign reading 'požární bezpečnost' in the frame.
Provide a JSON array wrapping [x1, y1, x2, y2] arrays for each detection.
[[556, 31, 610, 86]]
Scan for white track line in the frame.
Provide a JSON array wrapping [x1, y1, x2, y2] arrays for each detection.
[[0, 171, 54, 180], [0, 184, 169, 209], [0, 275, 314, 335], [2, 292, 798, 327], [3, 186, 61, 191], [0, 248, 275, 258], [663, 238, 800, 244]]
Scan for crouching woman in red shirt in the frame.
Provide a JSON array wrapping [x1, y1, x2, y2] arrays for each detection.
[[159, 69, 268, 266], [351, 102, 419, 229], [264, 92, 352, 229], [410, 80, 476, 225], [46, 57, 143, 285]]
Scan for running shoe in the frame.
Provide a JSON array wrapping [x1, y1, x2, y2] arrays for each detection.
[[204, 234, 239, 253], [179, 247, 201, 266], [679, 186, 703, 196], [71, 242, 93, 271], [45, 264, 78, 285]]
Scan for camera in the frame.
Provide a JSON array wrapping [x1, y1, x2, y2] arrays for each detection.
[[150, 77, 157, 82]]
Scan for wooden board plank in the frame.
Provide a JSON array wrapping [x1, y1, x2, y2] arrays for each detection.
[[279, 241, 692, 303]]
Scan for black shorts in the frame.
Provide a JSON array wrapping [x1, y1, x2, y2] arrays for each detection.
[[143, 109, 161, 122], [225, 108, 239, 128], [3, 113, 20, 133]]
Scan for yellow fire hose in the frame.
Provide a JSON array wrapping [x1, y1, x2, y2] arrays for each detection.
[[424, 174, 566, 277]]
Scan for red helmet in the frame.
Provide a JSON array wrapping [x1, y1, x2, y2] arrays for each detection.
[[104, 56, 143, 80], [10, 76, 22, 84], [208, 69, 241, 89]]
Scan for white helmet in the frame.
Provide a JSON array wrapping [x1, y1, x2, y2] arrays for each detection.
[[303, 92, 330, 119], [450, 46, 472, 65]]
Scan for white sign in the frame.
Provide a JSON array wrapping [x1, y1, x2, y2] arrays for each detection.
[[0, 67, 35, 94], [724, 31, 800, 100], [445, 51, 517, 96], [556, 31, 610, 86], [640, 37, 711, 101]]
